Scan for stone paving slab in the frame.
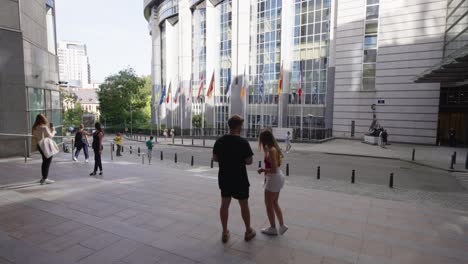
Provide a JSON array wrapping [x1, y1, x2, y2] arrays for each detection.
[[0, 157, 468, 263]]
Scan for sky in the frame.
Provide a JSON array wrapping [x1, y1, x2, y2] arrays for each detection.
[[55, 0, 152, 83]]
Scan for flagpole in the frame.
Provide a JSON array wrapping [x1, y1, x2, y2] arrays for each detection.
[[213, 71, 216, 136]]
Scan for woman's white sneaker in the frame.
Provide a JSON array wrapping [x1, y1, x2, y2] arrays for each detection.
[[261, 227, 278, 236], [278, 225, 288, 235]]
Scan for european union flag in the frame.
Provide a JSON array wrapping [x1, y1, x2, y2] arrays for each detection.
[[259, 74, 264, 103]]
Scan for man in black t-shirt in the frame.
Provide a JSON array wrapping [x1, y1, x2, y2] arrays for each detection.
[[213, 115, 256, 243]]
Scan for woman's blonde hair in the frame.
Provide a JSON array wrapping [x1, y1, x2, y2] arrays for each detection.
[[32, 114, 48, 130], [259, 129, 283, 166]]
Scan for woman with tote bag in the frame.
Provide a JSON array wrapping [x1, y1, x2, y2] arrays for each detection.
[[32, 114, 57, 185]]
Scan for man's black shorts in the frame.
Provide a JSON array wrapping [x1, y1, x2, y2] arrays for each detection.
[[221, 187, 249, 200]]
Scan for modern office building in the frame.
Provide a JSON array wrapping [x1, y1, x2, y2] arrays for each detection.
[[0, 0, 61, 157], [143, 0, 468, 145], [57, 40, 91, 87]]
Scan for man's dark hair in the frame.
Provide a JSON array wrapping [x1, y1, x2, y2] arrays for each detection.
[[150, 136, 154, 140], [228, 115, 244, 130]]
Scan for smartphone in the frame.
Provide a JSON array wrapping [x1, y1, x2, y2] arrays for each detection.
[[49, 123, 54, 130]]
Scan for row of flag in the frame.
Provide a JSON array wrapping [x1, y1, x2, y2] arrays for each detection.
[[157, 61, 305, 106]]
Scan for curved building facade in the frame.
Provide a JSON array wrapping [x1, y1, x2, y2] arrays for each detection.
[[144, 0, 461, 145]]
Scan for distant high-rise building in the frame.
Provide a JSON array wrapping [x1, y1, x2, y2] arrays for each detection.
[[58, 41, 91, 87]]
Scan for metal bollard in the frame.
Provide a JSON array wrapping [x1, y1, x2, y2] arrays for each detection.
[[142, 154, 144, 164], [160, 151, 163, 160], [450, 154, 455, 169], [211, 159, 214, 168], [138, 147, 141, 156], [172, 137, 175, 145], [182, 137, 184, 145], [286, 163, 289, 176], [203, 139, 206, 147], [412, 149, 415, 161], [389, 173, 394, 188], [24, 139, 28, 163], [258, 161, 262, 168], [110, 143, 113, 161], [317, 166, 321, 180], [351, 169, 355, 183], [175, 153, 177, 163], [130, 146, 133, 154], [454, 152, 457, 164], [191, 156, 194, 166], [466, 154, 468, 170], [145, 136, 147, 141], [71, 139, 75, 160], [192, 138, 194, 145]]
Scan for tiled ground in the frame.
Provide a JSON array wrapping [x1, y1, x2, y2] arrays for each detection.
[[0, 158, 468, 264]]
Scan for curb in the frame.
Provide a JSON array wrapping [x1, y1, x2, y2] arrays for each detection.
[[124, 136, 468, 173]]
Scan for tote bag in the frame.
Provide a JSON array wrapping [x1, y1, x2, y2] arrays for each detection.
[[38, 132, 59, 158]]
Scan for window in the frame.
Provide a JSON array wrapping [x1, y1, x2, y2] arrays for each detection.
[[362, 78, 376, 91], [362, 0, 380, 91], [364, 49, 377, 63], [365, 22, 378, 34], [364, 36, 377, 49], [366, 6, 379, 19], [363, 64, 376, 77]]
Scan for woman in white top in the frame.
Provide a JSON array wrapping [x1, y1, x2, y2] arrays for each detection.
[[257, 130, 288, 236], [32, 114, 56, 184]]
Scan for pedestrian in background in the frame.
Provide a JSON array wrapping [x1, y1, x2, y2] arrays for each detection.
[[170, 128, 175, 141], [163, 128, 168, 141], [90, 122, 104, 176], [285, 131, 292, 154], [32, 114, 56, 185], [73, 124, 90, 162], [146, 136, 154, 164], [449, 128, 456, 147], [114, 132, 123, 156], [257, 130, 288, 236]]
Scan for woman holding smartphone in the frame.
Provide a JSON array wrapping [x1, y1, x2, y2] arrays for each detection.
[[90, 122, 104, 176], [32, 114, 56, 184]]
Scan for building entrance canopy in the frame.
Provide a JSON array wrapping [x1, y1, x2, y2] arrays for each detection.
[[415, 45, 468, 83]]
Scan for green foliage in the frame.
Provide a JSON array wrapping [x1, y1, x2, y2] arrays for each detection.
[[63, 102, 83, 129], [192, 114, 207, 129], [97, 68, 151, 127]]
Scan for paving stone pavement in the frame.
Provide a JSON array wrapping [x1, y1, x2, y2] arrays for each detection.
[[1, 152, 468, 263]]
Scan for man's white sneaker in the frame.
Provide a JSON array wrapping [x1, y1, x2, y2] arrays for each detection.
[[85, 159, 89, 163], [73, 157, 77, 161], [43, 179, 55, 185], [278, 225, 288, 235], [261, 227, 278, 236]]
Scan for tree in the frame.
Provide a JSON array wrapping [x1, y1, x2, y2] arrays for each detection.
[[97, 68, 151, 129], [192, 114, 207, 129], [63, 102, 83, 130]]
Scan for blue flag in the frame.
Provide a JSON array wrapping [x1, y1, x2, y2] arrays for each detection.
[[225, 71, 231, 96], [159, 85, 166, 106], [259, 73, 264, 102]]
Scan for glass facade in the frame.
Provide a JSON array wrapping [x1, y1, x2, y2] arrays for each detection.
[[28, 88, 62, 139], [288, 0, 331, 133], [191, 3, 207, 117], [444, 0, 468, 57], [361, 0, 379, 91], [248, 0, 283, 135], [216, 0, 232, 135]]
